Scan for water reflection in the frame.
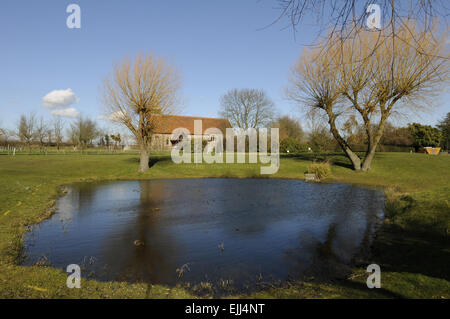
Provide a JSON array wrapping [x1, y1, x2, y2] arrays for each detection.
[[22, 179, 384, 292]]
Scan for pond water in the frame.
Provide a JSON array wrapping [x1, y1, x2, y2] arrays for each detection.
[[22, 178, 384, 293]]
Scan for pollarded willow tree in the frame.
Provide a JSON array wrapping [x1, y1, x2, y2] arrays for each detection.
[[287, 21, 449, 171], [101, 52, 181, 172]]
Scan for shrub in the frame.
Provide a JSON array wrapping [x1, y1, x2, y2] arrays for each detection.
[[297, 143, 310, 152], [408, 122, 442, 149], [280, 137, 302, 153], [307, 161, 331, 179], [309, 128, 339, 152]]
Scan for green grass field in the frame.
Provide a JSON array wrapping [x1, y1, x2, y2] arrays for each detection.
[[0, 152, 448, 298]]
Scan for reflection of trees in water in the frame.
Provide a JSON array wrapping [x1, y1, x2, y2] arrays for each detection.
[[349, 190, 385, 262], [97, 179, 304, 285], [56, 179, 384, 287], [97, 180, 181, 284], [72, 183, 98, 218], [327, 186, 384, 264], [284, 185, 383, 281], [326, 186, 368, 263], [55, 183, 115, 230], [55, 188, 78, 225], [67, 182, 117, 219], [284, 223, 351, 281], [138, 180, 165, 205], [204, 179, 270, 234], [204, 179, 309, 235]]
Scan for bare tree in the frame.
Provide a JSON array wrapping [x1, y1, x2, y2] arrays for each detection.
[[52, 117, 64, 150], [46, 129, 53, 147], [0, 126, 4, 143], [219, 88, 276, 129], [0, 128, 14, 146], [18, 113, 37, 151], [287, 21, 449, 170], [35, 117, 48, 152], [101, 52, 181, 172], [69, 116, 99, 149]]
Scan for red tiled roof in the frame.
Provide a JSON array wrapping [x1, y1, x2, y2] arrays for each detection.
[[152, 115, 232, 134]]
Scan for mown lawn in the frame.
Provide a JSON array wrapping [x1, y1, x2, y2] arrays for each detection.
[[0, 152, 448, 298]]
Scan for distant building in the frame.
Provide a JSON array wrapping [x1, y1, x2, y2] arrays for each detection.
[[150, 115, 231, 151]]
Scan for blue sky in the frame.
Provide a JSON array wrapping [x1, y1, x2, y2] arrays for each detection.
[[0, 0, 448, 131]]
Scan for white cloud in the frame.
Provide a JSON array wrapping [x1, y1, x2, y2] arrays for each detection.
[[51, 108, 79, 118], [42, 88, 79, 108]]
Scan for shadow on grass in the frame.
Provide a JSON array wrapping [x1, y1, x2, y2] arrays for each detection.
[[371, 225, 450, 282], [148, 156, 172, 168], [122, 155, 172, 168], [331, 278, 407, 298], [289, 179, 449, 298], [285, 226, 449, 298], [281, 152, 357, 170], [311, 228, 448, 298]]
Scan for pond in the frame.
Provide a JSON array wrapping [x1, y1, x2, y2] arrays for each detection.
[[21, 178, 384, 293]]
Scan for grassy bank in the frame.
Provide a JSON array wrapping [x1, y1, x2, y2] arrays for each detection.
[[0, 152, 448, 298]]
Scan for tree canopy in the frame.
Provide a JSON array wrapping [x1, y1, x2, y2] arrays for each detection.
[[287, 21, 448, 170], [408, 122, 443, 149]]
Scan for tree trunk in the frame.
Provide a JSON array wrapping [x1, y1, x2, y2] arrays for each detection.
[[361, 117, 387, 171], [138, 147, 150, 173], [327, 115, 361, 170], [361, 146, 376, 171], [344, 147, 362, 170]]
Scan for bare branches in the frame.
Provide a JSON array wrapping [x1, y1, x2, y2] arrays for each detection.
[[219, 88, 276, 129], [274, 0, 449, 60], [18, 113, 37, 150], [276, 0, 448, 33], [35, 117, 49, 151], [69, 116, 99, 148], [287, 20, 449, 170], [101, 52, 182, 172], [52, 117, 65, 150]]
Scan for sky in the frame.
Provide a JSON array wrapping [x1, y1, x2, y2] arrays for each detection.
[[0, 0, 448, 132]]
